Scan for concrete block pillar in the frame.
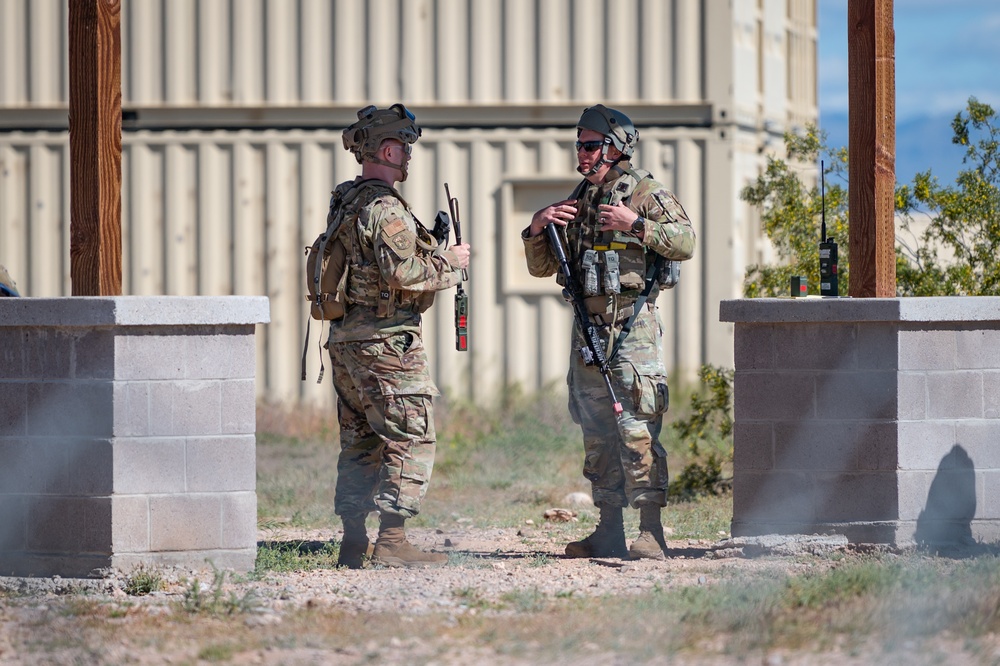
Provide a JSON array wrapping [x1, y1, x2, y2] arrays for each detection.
[[720, 297, 1000, 546], [0, 296, 270, 576]]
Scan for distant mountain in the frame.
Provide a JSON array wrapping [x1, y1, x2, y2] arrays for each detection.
[[818, 111, 969, 186]]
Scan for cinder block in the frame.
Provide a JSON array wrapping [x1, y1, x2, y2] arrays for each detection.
[[926, 371, 984, 419], [897, 372, 927, 420], [113, 382, 151, 437], [221, 491, 257, 549], [816, 371, 897, 420], [73, 330, 115, 379], [22, 329, 72, 379], [734, 371, 815, 421], [899, 328, 956, 371], [169, 381, 222, 436], [149, 494, 222, 551], [0, 496, 26, 549], [64, 438, 114, 495], [732, 422, 774, 470], [773, 323, 857, 371], [733, 325, 775, 370], [81, 498, 112, 554], [732, 470, 816, 525], [814, 472, 898, 522], [985, 372, 1000, 419], [26, 497, 87, 552], [113, 438, 186, 494], [0, 330, 24, 378], [857, 323, 899, 370], [0, 439, 68, 494], [0, 383, 26, 436], [897, 421, 958, 470], [26, 381, 113, 437], [852, 422, 899, 471], [772, 421, 862, 471], [956, 328, 1000, 370], [184, 334, 257, 380], [114, 334, 187, 381], [149, 381, 222, 437], [221, 379, 256, 435], [897, 470, 935, 521], [111, 495, 150, 553], [186, 436, 255, 492], [955, 422, 1000, 469]]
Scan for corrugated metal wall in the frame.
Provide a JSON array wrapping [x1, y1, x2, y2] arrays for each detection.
[[0, 126, 711, 406], [0, 0, 816, 407], [1, 0, 705, 108]]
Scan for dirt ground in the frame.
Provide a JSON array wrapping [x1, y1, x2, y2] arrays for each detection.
[[1, 523, 996, 665]]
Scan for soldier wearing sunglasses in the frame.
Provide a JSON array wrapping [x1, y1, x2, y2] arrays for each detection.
[[521, 105, 696, 560], [328, 104, 471, 568]]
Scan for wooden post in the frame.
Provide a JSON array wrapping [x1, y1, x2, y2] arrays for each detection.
[[69, 0, 122, 296], [847, 0, 896, 297]]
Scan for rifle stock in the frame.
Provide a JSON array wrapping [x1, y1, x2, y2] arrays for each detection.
[[544, 223, 623, 418]]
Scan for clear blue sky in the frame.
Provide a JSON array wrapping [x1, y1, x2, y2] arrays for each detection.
[[818, 0, 1000, 183]]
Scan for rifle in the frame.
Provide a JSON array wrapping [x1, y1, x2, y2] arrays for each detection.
[[544, 223, 623, 418], [444, 184, 469, 352]]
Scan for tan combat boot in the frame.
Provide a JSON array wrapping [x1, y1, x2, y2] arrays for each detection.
[[337, 514, 372, 569], [371, 513, 448, 568], [565, 506, 628, 558], [629, 504, 667, 560]]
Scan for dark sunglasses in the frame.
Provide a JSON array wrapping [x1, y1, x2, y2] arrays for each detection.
[[575, 140, 606, 153]]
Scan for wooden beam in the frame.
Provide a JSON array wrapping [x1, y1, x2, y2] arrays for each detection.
[[69, 0, 122, 296], [847, 0, 896, 297]]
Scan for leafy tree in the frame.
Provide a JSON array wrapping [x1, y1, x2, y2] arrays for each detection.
[[896, 98, 1000, 295], [739, 129, 849, 297], [741, 96, 1000, 298], [673, 97, 1000, 498]]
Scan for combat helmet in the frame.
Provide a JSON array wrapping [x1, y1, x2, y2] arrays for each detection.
[[342, 104, 421, 180], [0, 265, 20, 297], [576, 104, 639, 176]]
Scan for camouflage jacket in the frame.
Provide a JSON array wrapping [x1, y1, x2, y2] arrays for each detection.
[[330, 179, 463, 343], [522, 164, 695, 310]]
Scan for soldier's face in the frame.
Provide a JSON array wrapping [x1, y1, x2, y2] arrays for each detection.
[[576, 129, 621, 182]]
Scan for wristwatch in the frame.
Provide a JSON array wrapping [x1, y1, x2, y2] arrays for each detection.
[[631, 216, 646, 235]]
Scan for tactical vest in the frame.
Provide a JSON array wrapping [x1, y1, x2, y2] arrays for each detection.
[[561, 168, 652, 315], [342, 184, 438, 317]]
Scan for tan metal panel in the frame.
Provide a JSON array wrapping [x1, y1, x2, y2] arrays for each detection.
[[0, 143, 27, 288], [198, 0, 231, 105], [265, 0, 296, 104], [232, 0, 265, 103], [165, 0, 197, 103], [29, 0, 64, 104], [123, 0, 163, 104], [469, 1, 502, 103], [198, 141, 232, 295], [28, 143, 64, 297], [300, 0, 333, 104], [1, 0, 28, 104]]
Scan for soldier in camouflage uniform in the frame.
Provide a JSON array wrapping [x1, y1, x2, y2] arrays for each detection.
[[522, 105, 696, 560], [329, 104, 471, 568]]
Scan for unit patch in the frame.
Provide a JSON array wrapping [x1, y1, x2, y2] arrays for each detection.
[[381, 218, 416, 258]]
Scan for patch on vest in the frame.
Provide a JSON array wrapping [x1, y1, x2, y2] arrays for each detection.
[[381, 218, 416, 258]]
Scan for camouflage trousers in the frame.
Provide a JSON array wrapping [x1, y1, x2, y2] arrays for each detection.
[[567, 308, 670, 509], [329, 331, 439, 520]]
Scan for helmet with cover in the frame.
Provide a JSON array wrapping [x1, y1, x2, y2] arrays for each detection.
[[342, 103, 421, 165], [576, 104, 638, 157]]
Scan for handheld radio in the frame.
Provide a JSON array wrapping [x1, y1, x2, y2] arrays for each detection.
[[818, 160, 839, 297], [444, 184, 469, 351]]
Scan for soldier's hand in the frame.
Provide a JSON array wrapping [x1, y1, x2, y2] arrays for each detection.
[[529, 199, 577, 237], [598, 202, 634, 232], [450, 243, 471, 269]]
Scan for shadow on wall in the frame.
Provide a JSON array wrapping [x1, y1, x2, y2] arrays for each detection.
[[914, 444, 976, 548]]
